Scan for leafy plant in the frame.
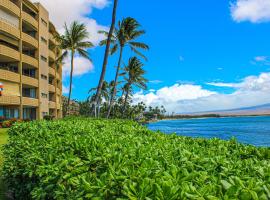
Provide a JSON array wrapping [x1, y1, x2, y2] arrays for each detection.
[[2, 118, 270, 199]]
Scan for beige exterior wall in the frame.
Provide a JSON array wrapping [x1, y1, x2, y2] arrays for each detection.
[[0, 0, 62, 120]]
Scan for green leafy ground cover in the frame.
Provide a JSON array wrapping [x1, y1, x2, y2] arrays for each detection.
[[2, 118, 270, 199], [0, 129, 8, 200]]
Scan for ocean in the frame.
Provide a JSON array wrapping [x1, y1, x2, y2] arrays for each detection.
[[147, 116, 270, 147]]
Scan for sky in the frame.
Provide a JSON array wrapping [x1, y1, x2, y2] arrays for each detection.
[[37, 0, 270, 113]]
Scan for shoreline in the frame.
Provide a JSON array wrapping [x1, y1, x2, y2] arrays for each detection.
[[147, 114, 270, 123]]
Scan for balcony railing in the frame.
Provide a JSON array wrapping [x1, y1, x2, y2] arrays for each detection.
[[22, 32, 38, 48], [0, 69, 20, 83], [22, 11, 38, 29], [22, 97, 39, 107], [49, 32, 56, 44], [49, 101, 56, 109], [56, 72, 61, 80], [0, 0, 20, 16], [49, 49, 55, 60], [49, 67, 55, 76], [0, 44, 20, 61], [0, 20, 20, 38], [22, 54, 38, 68], [0, 95, 20, 105], [22, 75, 38, 87], [49, 84, 55, 92]]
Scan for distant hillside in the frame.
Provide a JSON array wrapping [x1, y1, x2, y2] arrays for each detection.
[[190, 103, 270, 116]]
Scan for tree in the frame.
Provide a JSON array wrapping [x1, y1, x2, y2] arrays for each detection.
[[89, 81, 110, 117], [56, 21, 93, 114], [99, 17, 149, 118], [93, 0, 119, 117], [122, 57, 148, 115]]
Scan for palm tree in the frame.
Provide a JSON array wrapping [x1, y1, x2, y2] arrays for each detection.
[[122, 57, 148, 115], [56, 21, 93, 114], [93, 0, 119, 117], [89, 81, 110, 117], [99, 17, 149, 118]]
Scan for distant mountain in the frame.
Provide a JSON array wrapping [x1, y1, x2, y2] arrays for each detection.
[[191, 103, 270, 116]]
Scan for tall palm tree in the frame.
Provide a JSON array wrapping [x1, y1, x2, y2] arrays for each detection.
[[99, 17, 149, 118], [56, 21, 93, 114], [122, 57, 148, 115], [93, 0, 119, 117]]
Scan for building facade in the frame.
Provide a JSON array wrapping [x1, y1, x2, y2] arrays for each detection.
[[0, 0, 62, 120], [62, 96, 80, 117]]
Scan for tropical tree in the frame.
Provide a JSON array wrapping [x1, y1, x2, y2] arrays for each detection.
[[99, 17, 149, 118], [93, 0, 119, 117], [56, 21, 93, 114], [89, 81, 110, 117], [122, 57, 148, 114]]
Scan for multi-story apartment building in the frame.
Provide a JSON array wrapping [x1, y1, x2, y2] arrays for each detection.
[[0, 0, 62, 120]]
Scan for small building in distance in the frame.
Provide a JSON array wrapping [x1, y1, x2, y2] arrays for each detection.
[[62, 96, 80, 116]]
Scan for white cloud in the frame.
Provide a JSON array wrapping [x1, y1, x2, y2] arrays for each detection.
[[231, 0, 270, 23], [149, 80, 163, 84], [134, 72, 270, 113], [208, 72, 270, 91], [62, 85, 69, 94], [37, 0, 110, 45], [217, 67, 223, 70], [255, 56, 267, 62], [63, 56, 94, 78]]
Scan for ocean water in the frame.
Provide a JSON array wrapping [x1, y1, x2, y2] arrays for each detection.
[[147, 116, 270, 147]]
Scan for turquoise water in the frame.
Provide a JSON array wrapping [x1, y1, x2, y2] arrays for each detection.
[[147, 116, 270, 147]]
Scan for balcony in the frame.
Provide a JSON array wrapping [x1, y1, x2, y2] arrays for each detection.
[[49, 101, 56, 109], [49, 33, 56, 44], [49, 67, 55, 76], [49, 84, 55, 92], [56, 72, 61, 80], [56, 87, 61, 95], [0, 44, 20, 61], [49, 50, 55, 60], [22, 97, 39, 107], [0, 0, 20, 16], [0, 20, 20, 38], [22, 11, 38, 29], [0, 95, 20, 105], [22, 32, 38, 48], [0, 69, 20, 83], [22, 54, 38, 68], [22, 75, 38, 87]]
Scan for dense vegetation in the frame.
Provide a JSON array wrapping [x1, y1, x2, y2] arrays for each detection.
[[3, 118, 270, 199]]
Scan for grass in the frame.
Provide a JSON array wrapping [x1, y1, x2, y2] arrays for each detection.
[[0, 128, 8, 200]]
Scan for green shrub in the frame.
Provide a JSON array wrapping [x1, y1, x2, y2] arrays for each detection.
[[43, 115, 54, 121], [3, 118, 270, 199]]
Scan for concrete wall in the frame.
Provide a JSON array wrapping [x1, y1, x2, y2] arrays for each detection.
[[36, 3, 49, 118]]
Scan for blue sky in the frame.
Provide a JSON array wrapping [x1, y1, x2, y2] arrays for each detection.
[[40, 0, 270, 113]]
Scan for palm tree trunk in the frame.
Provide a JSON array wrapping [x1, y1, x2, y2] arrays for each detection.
[[106, 46, 123, 118], [122, 84, 130, 117], [93, 0, 118, 117], [67, 51, 74, 115]]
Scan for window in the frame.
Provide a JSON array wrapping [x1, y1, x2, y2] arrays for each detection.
[[41, 18, 47, 27], [22, 88, 36, 98], [41, 93, 48, 98], [41, 37, 47, 44], [42, 112, 48, 117], [41, 74, 47, 80], [41, 56, 47, 62], [23, 68, 36, 78], [0, 107, 19, 119]]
